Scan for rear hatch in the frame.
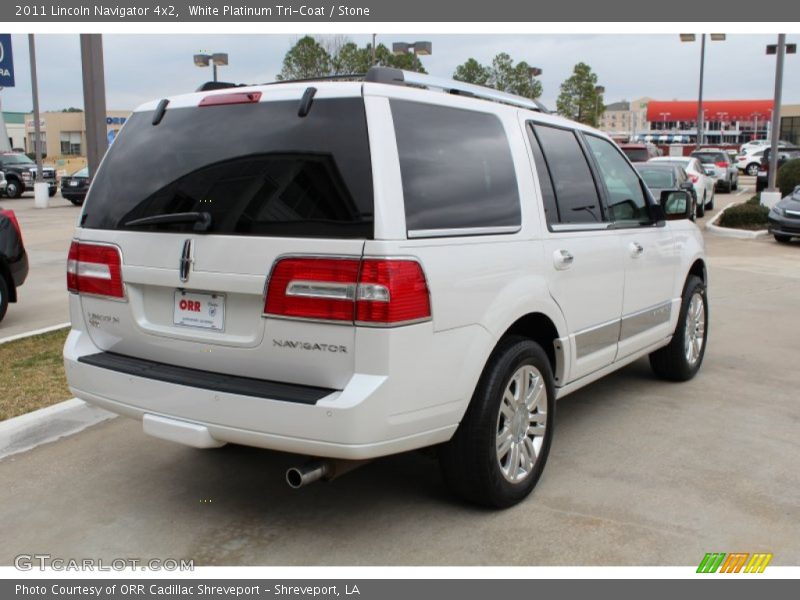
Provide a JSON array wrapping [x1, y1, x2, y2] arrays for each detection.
[[71, 85, 373, 390]]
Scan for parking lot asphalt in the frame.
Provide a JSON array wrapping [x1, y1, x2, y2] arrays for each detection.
[[2, 179, 799, 566]]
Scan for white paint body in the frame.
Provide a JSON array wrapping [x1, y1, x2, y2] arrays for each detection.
[[64, 80, 706, 459]]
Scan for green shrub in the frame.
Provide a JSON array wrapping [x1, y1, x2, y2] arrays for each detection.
[[776, 159, 800, 197], [718, 202, 769, 230], [745, 195, 761, 206]]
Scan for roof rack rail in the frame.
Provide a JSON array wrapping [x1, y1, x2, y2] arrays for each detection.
[[365, 67, 548, 113]]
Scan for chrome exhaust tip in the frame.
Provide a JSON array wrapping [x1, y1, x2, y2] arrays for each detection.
[[286, 461, 330, 489], [285, 458, 370, 488]]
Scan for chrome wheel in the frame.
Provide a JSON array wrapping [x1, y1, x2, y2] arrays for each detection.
[[496, 365, 547, 484], [684, 292, 706, 366]]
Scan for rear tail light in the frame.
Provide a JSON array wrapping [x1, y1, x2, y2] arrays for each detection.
[[715, 161, 728, 168], [0, 208, 23, 244], [689, 174, 699, 183], [67, 241, 125, 299], [265, 256, 431, 326]]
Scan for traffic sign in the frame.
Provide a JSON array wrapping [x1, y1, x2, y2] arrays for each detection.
[[0, 34, 15, 87]]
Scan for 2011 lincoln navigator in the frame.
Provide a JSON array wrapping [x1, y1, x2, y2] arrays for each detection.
[[64, 68, 708, 508]]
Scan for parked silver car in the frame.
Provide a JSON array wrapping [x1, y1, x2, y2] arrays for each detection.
[[691, 149, 738, 193]]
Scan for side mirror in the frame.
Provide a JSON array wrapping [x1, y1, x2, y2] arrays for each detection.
[[660, 190, 692, 220]]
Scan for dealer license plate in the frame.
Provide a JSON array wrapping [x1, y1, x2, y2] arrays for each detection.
[[173, 290, 225, 331]]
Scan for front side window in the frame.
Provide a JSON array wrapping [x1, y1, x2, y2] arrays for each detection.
[[584, 135, 650, 225], [532, 124, 604, 224], [390, 100, 521, 234]]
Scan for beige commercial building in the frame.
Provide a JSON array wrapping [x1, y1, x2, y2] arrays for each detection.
[[599, 97, 651, 138], [781, 104, 800, 145], [24, 110, 131, 159]]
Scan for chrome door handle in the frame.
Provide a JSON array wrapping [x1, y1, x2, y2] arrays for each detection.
[[554, 249, 574, 270], [629, 242, 644, 258]]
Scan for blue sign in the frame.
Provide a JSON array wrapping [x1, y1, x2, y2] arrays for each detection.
[[0, 34, 14, 88], [107, 130, 116, 145]]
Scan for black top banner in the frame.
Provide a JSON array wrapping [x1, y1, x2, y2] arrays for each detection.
[[3, 0, 800, 22]]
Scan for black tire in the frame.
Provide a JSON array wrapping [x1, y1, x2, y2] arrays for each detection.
[[5, 179, 23, 199], [706, 194, 714, 210], [0, 276, 9, 323], [697, 194, 706, 218], [439, 336, 555, 508], [48, 189, 57, 197], [746, 163, 759, 177], [68, 197, 83, 206], [731, 176, 738, 191], [774, 234, 792, 243], [649, 275, 708, 382]]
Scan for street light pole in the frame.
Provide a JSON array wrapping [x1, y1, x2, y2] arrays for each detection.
[[767, 34, 786, 192], [27, 34, 42, 183], [697, 33, 706, 148]]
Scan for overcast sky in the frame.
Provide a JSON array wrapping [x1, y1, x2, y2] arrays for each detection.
[[1, 33, 798, 113]]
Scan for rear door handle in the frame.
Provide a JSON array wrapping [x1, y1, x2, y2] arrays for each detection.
[[629, 242, 644, 258], [554, 249, 574, 270]]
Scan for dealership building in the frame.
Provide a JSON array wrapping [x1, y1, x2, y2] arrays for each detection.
[[600, 98, 800, 146], [17, 110, 131, 158]]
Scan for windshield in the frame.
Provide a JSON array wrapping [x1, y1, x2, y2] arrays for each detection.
[[2, 154, 34, 165], [83, 97, 374, 238], [72, 167, 89, 177], [638, 169, 675, 189]]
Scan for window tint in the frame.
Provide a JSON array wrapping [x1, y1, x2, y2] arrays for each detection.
[[638, 168, 675, 189], [585, 135, 650, 225], [83, 98, 374, 238], [621, 147, 650, 163], [390, 100, 520, 233], [526, 125, 558, 224], [532, 124, 603, 224], [692, 152, 727, 164]]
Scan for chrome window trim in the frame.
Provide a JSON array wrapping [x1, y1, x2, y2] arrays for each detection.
[[407, 225, 521, 239], [550, 223, 613, 233]]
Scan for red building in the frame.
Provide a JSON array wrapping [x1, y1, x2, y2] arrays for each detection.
[[641, 99, 774, 145]]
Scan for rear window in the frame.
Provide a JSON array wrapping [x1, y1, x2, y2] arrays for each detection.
[[390, 100, 521, 235], [692, 152, 726, 164], [82, 97, 374, 238], [638, 168, 676, 189], [621, 147, 650, 163]]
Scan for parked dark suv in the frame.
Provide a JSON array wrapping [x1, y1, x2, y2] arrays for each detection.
[[756, 146, 800, 192], [0, 153, 58, 199], [0, 206, 28, 322]]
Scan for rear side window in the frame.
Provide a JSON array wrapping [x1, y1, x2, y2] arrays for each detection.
[[532, 124, 604, 224], [82, 98, 374, 238], [390, 100, 520, 234]]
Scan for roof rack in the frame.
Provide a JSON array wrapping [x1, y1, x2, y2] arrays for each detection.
[[196, 68, 549, 113], [365, 67, 548, 113]]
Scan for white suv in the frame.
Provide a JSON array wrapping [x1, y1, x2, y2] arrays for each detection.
[[63, 68, 708, 508]]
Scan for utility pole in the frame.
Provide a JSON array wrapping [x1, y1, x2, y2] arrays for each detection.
[[696, 34, 706, 148], [767, 34, 786, 192], [80, 34, 108, 180], [371, 33, 376, 65], [28, 35, 42, 183]]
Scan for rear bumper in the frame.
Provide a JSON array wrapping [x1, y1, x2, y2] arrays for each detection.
[[63, 319, 487, 459], [10, 250, 28, 289]]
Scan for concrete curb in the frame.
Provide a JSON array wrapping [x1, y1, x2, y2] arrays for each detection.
[[0, 322, 71, 345], [0, 398, 116, 461], [705, 201, 770, 240]]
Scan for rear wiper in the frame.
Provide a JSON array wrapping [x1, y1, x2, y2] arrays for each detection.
[[123, 211, 212, 232]]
